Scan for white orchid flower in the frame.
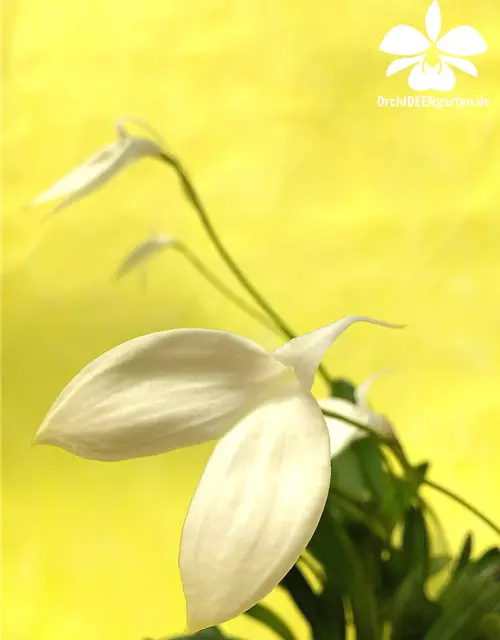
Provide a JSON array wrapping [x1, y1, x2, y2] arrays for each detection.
[[35, 316, 399, 631], [380, 0, 487, 91], [319, 371, 396, 458], [33, 120, 164, 216], [115, 235, 177, 279]]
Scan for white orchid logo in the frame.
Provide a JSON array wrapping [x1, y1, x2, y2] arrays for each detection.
[[380, 0, 487, 91]]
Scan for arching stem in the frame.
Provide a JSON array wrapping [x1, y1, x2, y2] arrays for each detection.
[[159, 152, 333, 386], [175, 243, 279, 333], [321, 407, 500, 537]]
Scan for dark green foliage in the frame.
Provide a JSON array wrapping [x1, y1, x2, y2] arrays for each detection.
[[164, 628, 228, 639], [161, 435, 499, 640], [328, 379, 356, 403], [245, 604, 297, 640], [453, 533, 473, 575]]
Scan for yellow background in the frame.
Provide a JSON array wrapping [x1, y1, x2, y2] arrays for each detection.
[[2, 0, 500, 638]]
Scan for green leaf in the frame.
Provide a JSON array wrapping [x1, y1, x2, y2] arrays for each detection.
[[280, 566, 332, 640], [389, 567, 440, 640], [380, 506, 432, 637], [402, 507, 429, 584], [245, 604, 297, 640], [329, 378, 356, 403], [308, 511, 382, 639], [425, 556, 500, 640], [453, 533, 473, 575], [429, 555, 452, 577], [381, 508, 435, 638], [330, 447, 368, 502], [327, 488, 388, 540], [380, 547, 406, 597], [307, 513, 344, 580], [413, 462, 430, 484], [480, 613, 500, 639], [352, 439, 391, 497], [350, 438, 400, 533], [325, 515, 381, 640], [476, 547, 500, 570], [392, 476, 418, 514], [425, 582, 500, 640], [319, 580, 346, 640]]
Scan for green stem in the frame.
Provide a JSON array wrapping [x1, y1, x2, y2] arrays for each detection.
[[281, 566, 332, 640], [161, 140, 500, 539], [321, 408, 390, 444], [176, 244, 280, 334], [420, 497, 451, 557], [159, 152, 333, 386], [424, 479, 500, 537], [160, 153, 295, 338], [321, 408, 500, 537]]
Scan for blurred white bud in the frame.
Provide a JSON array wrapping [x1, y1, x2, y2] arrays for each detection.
[[115, 235, 177, 279], [319, 370, 397, 457], [33, 119, 164, 216]]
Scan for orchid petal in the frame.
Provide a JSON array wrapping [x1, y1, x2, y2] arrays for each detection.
[[437, 26, 487, 56], [35, 329, 286, 461], [272, 316, 402, 390], [116, 235, 177, 279], [379, 25, 431, 55], [319, 396, 373, 456], [386, 55, 425, 77], [439, 55, 478, 77], [33, 143, 125, 203], [355, 369, 393, 411], [425, 0, 441, 42], [34, 136, 163, 216], [180, 381, 330, 631], [320, 392, 394, 457]]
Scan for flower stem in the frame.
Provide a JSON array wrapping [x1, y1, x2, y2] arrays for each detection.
[[175, 243, 280, 333], [159, 153, 295, 338], [321, 408, 389, 443], [424, 479, 500, 537], [321, 407, 500, 537], [159, 152, 333, 386]]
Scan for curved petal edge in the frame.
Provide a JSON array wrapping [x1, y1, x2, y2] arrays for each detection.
[[35, 329, 286, 460], [180, 382, 331, 631]]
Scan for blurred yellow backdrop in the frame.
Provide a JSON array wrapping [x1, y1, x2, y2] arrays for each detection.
[[2, 0, 500, 638]]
